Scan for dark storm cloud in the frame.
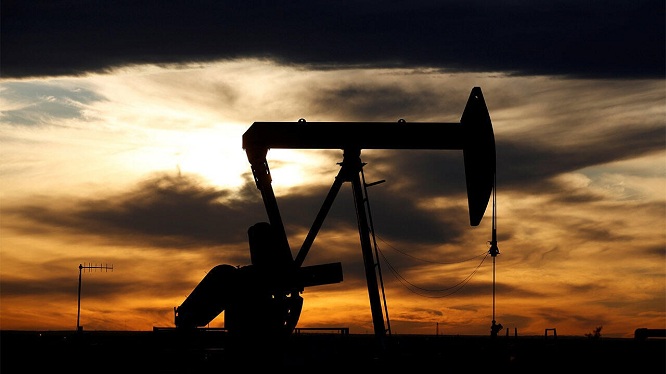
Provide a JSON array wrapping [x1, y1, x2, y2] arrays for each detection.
[[2, 173, 266, 249], [0, 276, 77, 297], [307, 84, 457, 121], [0, 272, 199, 304], [496, 124, 665, 193], [2, 0, 663, 79], [0, 273, 140, 301], [645, 243, 666, 258]]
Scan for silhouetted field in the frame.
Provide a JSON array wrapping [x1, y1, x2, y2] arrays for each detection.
[[2, 329, 664, 372]]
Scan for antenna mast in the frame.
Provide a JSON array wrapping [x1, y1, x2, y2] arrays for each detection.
[[77, 262, 113, 332]]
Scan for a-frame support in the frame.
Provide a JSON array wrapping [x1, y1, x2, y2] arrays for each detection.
[[248, 145, 389, 347], [344, 148, 388, 344]]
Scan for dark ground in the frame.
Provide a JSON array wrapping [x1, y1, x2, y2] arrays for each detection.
[[1, 329, 664, 372]]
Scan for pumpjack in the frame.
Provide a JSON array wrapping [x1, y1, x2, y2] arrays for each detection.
[[174, 87, 496, 349]]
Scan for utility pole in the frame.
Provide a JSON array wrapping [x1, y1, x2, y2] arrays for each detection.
[[77, 263, 113, 332]]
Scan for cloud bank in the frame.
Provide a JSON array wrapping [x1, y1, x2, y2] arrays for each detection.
[[2, 0, 664, 79]]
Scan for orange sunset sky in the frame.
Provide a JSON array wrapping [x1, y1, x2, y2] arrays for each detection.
[[1, 1, 664, 338]]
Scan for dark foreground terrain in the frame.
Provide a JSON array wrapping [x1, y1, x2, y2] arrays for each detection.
[[2, 329, 664, 372]]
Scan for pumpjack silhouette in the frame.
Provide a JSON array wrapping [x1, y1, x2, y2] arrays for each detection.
[[174, 87, 496, 353]]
